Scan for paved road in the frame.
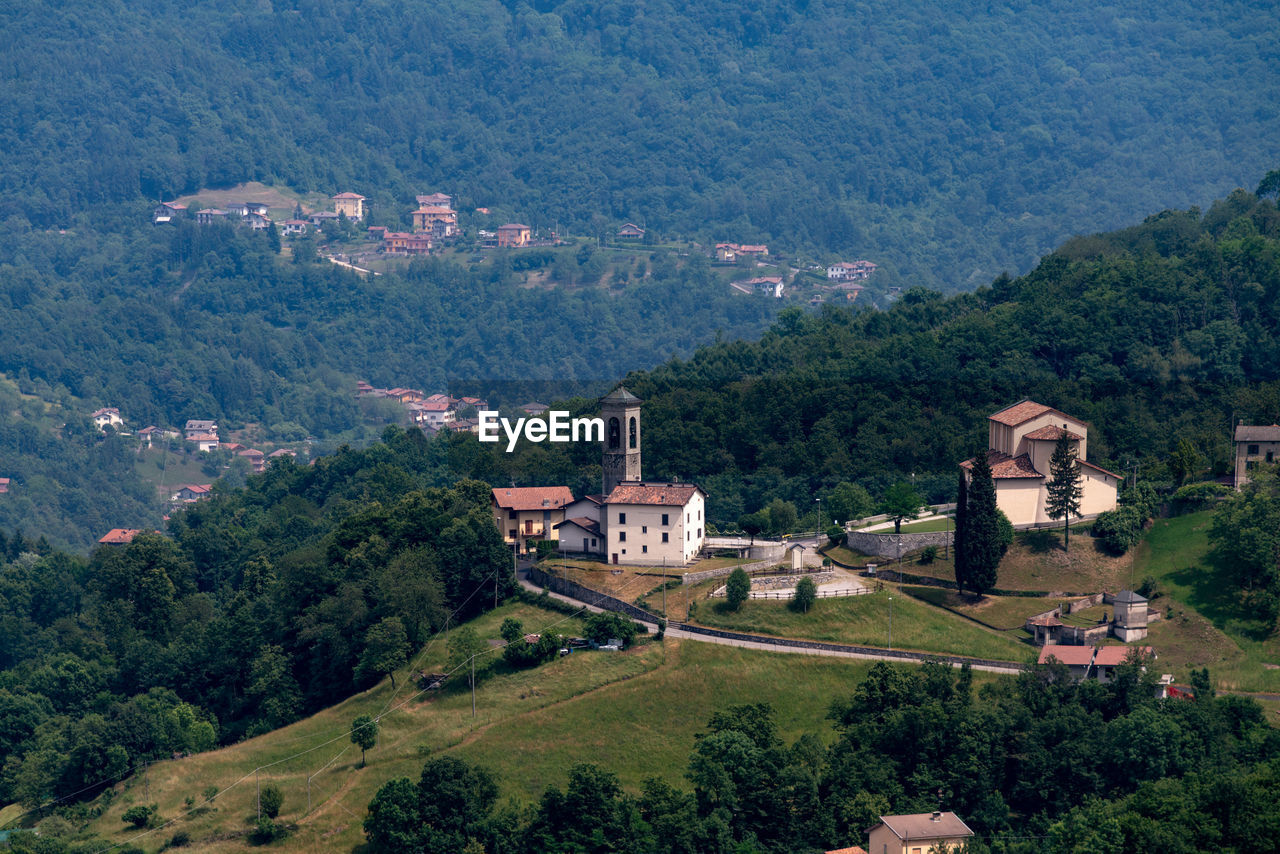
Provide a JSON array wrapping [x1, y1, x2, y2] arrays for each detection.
[[518, 568, 1025, 675]]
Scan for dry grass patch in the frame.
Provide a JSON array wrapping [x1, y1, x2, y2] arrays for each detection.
[[903, 587, 1052, 631], [995, 528, 1134, 593]]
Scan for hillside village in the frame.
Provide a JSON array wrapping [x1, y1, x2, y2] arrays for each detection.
[[153, 188, 882, 305]]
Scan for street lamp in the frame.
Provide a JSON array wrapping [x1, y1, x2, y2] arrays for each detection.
[[815, 497, 823, 529]]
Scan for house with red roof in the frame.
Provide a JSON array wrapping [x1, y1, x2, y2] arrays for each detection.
[[172, 484, 213, 503], [492, 486, 576, 554], [98, 528, 155, 546], [603, 482, 706, 566], [1039, 645, 1155, 682], [497, 223, 531, 247], [332, 192, 366, 220], [961, 400, 1119, 527], [865, 812, 973, 854]]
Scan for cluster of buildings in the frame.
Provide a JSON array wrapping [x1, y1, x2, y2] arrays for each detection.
[[826, 260, 877, 281], [355, 383, 490, 432], [714, 242, 769, 263], [490, 388, 708, 566]]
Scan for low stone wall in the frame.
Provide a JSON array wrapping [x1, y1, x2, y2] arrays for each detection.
[[845, 529, 953, 559], [527, 566, 659, 625], [682, 558, 779, 586]]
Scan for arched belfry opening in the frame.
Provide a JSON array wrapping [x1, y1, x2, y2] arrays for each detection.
[[600, 387, 642, 496]]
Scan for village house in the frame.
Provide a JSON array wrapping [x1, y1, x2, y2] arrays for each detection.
[[245, 212, 271, 231], [172, 484, 213, 503], [497, 223, 532, 247], [189, 433, 219, 453], [382, 232, 432, 255], [492, 486, 575, 554], [238, 449, 266, 473], [1233, 422, 1280, 488], [417, 192, 453, 207], [520, 402, 550, 416], [281, 219, 309, 236], [98, 528, 153, 546], [0, 478, 10, 494], [332, 192, 366, 220], [827, 260, 878, 281], [184, 420, 219, 441], [195, 209, 228, 225], [715, 242, 769, 263], [152, 202, 187, 224], [1038, 645, 1155, 682], [91, 407, 123, 431], [603, 482, 707, 566], [865, 812, 974, 854], [310, 210, 340, 228], [245, 202, 270, 217], [268, 448, 297, 461], [960, 400, 1119, 527], [366, 225, 387, 241], [731, 276, 784, 298], [617, 223, 645, 240], [411, 204, 458, 237]]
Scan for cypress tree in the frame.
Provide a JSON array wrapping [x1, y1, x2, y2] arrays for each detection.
[[963, 452, 1001, 597], [954, 469, 969, 596], [1046, 431, 1083, 552]]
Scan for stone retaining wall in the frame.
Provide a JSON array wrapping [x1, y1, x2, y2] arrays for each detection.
[[845, 529, 954, 559], [527, 567, 659, 625], [682, 558, 779, 586]]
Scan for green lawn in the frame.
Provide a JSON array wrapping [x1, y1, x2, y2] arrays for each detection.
[[902, 586, 1051, 631], [895, 518, 955, 533], [689, 586, 1033, 662], [1128, 511, 1280, 692]]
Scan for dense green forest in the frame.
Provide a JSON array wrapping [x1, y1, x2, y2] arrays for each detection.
[[440, 189, 1280, 525], [362, 668, 1280, 854], [2, 0, 1276, 290], [0, 438, 512, 809]]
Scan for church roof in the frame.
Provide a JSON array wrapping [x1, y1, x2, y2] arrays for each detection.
[[1111, 589, 1147, 604], [988, 399, 1080, 428], [601, 387, 642, 404], [1024, 425, 1083, 441], [960, 451, 1044, 479]]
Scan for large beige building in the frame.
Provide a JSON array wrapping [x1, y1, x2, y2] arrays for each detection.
[[332, 192, 366, 220], [603, 482, 706, 566], [962, 400, 1119, 527], [1233, 423, 1280, 489]]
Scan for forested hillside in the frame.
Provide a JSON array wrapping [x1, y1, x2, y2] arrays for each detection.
[[0, 441, 511, 808], [441, 189, 1280, 523], [2, 0, 1276, 289]]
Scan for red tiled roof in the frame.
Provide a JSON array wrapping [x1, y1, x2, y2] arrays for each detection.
[[332, 192, 366, 199], [555, 517, 602, 536], [98, 528, 149, 545], [1028, 614, 1062, 627], [1024, 425, 1083, 441], [605, 482, 705, 506], [1094, 645, 1153, 667], [499, 223, 530, 230], [988, 400, 1053, 426], [825, 848, 868, 854], [960, 451, 1044, 479], [1038, 646, 1094, 666], [492, 486, 574, 511]]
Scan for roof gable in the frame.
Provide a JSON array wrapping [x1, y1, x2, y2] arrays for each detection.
[[491, 486, 574, 511]]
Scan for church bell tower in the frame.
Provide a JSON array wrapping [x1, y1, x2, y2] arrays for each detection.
[[601, 387, 642, 496]]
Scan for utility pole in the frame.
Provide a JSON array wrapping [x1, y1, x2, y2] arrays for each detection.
[[888, 595, 894, 651], [662, 557, 667, 616], [471, 654, 476, 719]]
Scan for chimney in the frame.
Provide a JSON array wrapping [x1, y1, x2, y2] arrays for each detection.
[[931, 812, 942, 821]]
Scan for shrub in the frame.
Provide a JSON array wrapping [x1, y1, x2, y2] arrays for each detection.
[[122, 805, 155, 829], [995, 509, 1014, 554], [826, 525, 845, 546], [168, 830, 191, 847], [259, 785, 283, 819], [792, 577, 817, 613], [1120, 482, 1158, 518], [1170, 481, 1230, 514], [918, 546, 938, 565], [1092, 506, 1145, 555], [725, 568, 751, 611]]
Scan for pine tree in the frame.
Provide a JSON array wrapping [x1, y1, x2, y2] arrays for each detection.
[[1045, 431, 1083, 552], [963, 452, 1001, 597], [954, 469, 969, 596]]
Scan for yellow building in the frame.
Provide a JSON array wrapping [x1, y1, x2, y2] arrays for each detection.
[[332, 192, 366, 220], [961, 400, 1119, 527], [491, 486, 574, 554]]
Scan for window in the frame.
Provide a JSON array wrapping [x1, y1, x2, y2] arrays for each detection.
[[608, 417, 621, 449], [619, 532, 627, 542], [591, 538, 597, 547], [662, 513, 669, 525], [642, 545, 648, 553], [508, 529, 516, 540], [697, 528, 702, 538], [686, 531, 690, 540], [508, 510, 517, 519], [618, 512, 626, 524], [1249, 444, 1260, 455], [698, 509, 702, 520], [629, 416, 637, 449], [1269, 451, 1275, 463], [662, 533, 669, 543], [642, 525, 647, 534]]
